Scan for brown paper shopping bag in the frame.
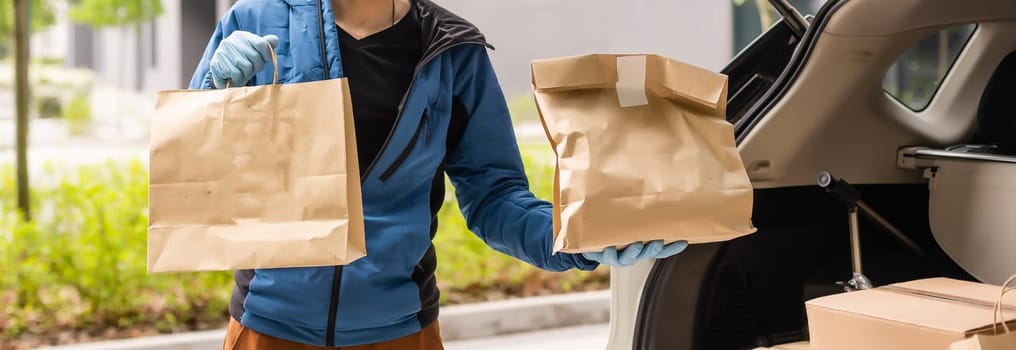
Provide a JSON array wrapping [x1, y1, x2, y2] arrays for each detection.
[[148, 47, 365, 273], [951, 275, 1016, 350], [953, 333, 1016, 350], [532, 54, 756, 254]]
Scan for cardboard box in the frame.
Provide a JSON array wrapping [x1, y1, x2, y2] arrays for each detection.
[[754, 342, 811, 350], [806, 278, 1016, 350]]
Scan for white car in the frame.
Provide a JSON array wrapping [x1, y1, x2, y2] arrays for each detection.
[[608, 0, 1016, 349]]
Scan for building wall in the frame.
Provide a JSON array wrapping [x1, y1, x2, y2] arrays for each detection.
[[142, 1, 183, 93], [30, 0, 69, 59], [144, 0, 232, 91], [437, 0, 733, 97], [177, 0, 732, 95], [74, 0, 232, 92], [178, 0, 220, 89], [75, 0, 732, 95], [92, 27, 140, 90]]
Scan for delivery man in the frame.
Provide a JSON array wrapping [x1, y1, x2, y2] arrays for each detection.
[[190, 0, 688, 349]]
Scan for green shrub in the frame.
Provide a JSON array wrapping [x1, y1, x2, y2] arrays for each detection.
[[0, 62, 95, 121], [35, 95, 62, 119], [507, 94, 539, 123], [31, 57, 65, 66], [63, 96, 92, 135], [0, 145, 607, 345], [0, 161, 233, 344], [434, 144, 608, 305]]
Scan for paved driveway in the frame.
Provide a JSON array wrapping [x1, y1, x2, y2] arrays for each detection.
[[445, 324, 609, 350]]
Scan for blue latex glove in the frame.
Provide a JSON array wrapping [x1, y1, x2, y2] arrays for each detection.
[[210, 31, 280, 89], [581, 240, 688, 267]]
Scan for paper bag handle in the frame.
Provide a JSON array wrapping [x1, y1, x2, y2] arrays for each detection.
[[225, 38, 280, 88], [993, 274, 1016, 334]]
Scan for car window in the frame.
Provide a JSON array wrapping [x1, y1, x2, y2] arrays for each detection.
[[882, 24, 977, 111]]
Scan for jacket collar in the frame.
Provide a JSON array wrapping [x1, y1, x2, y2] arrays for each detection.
[[320, 0, 492, 59], [413, 0, 493, 62]]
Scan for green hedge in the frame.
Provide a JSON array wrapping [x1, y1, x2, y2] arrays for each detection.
[[434, 145, 608, 305], [0, 62, 95, 120], [0, 145, 607, 345], [0, 162, 233, 343]]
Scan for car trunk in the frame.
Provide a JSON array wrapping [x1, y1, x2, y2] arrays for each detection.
[[618, 0, 1016, 348]]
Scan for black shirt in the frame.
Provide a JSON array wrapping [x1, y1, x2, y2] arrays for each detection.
[[338, 9, 423, 173]]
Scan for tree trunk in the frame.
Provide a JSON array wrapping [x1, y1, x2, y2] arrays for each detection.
[[13, 0, 31, 220]]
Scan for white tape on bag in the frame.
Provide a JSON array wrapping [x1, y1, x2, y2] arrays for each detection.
[[616, 55, 649, 108]]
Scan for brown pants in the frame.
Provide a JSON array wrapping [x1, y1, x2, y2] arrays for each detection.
[[224, 318, 444, 350]]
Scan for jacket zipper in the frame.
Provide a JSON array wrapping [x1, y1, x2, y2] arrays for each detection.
[[317, 0, 342, 347], [325, 266, 342, 346], [317, 0, 330, 80], [316, 0, 487, 340], [360, 41, 487, 181], [379, 111, 428, 181]]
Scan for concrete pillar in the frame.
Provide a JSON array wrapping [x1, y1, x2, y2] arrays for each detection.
[[67, 25, 95, 69], [179, 0, 219, 87]]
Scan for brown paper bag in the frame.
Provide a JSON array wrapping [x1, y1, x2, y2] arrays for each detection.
[[952, 333, 1016, 350], [951, 275, 1016, 350], [532, 53, 756, 254], [148, 48, 365, 273]]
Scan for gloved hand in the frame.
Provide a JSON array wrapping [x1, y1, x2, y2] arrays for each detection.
[[581, 240, 688, 267], [210, 31, 280, 89]]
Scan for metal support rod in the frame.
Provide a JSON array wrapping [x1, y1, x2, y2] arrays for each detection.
[[818, 171, 930, 260], [768, 0, 810, 38], [14, 0, 31, 220], [849, 207, 862, 275], [857, 201, 929, 260], [847, 207, 872, 291]]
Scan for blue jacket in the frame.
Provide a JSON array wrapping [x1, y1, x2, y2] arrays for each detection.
[[188, 0, 598, 346]]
